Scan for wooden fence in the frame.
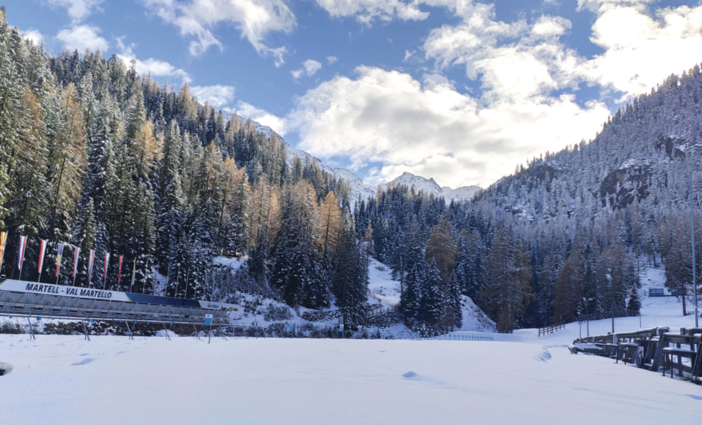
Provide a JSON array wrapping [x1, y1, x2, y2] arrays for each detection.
[[538, 323, 566, 337], [571, 327, 702, 385]]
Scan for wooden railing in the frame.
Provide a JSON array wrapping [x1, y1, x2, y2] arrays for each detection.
[[538, 323, 566, 337], [570, 327, 702, 385]]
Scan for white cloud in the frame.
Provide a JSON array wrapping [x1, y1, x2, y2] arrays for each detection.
[[56, 25, 109, 52], [579, 3, 702, 99], [190, 85, 236, 108], [315, 0, 429, 24], [231, 101, 288, 136], [117, 38, 191, 83], [46, 0, 104, 22], [21, 29, 45, 46], [142, 0, 295, 65], [576, 0, 655, 13], [288, 67, 610, 187], [292, 59, 323, 79], [285, 0, 702, 187], [424, 5, 578, 103], [326, 56, 338, 64]]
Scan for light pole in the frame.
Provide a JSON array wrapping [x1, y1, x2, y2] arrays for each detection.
[[607, 269, 614, 334], [585, 297, 593, 337]]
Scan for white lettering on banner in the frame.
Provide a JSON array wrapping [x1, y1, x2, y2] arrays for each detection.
[[0, 279, 131, 302]]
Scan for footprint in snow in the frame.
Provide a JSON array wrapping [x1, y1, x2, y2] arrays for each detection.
[[534, 348, 552, 362], [403, 371, 418, 379], [72, 358, 94, 366]]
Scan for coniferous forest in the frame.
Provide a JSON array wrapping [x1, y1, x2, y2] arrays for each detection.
[[2, 14, 702, 332]]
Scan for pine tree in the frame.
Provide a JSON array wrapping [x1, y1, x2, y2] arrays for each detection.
[[419, 259, 443, 327], [481, 228, 534, 331]]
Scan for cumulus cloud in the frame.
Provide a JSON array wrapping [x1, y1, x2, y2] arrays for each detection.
[[117, 38, 191, 83], [326, 56, 338, 64], [292, 59, 322, 79], [576, 0, 655, 13], [315, 0, 429, 24], [285, 0, 702, 187], [21, 29, 45, 46], [231, 101, 289, 136], [579, 2, 702, 99], [288, 67, 610, 187], [142, 0, 295, 65], [424, 5, 578, 103], [45, 0, 104, 22], [56, 25, 109, 52], [190, 85, 236, 108]]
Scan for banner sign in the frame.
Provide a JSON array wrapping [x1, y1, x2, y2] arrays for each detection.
[[0, 279, 131, 302], [0, 279, 236, 310], [197, 300, 238, 311]]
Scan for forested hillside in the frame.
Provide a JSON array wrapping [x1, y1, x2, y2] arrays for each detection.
[[2, 10, 702, 332], [0, 16, 368, 326], [367, 66, 702, 330]]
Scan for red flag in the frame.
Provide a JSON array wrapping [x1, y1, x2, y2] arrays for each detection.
[[38, 239, 47, 274], [103, 252, 110, 284], [118, 255, 123, 284], [72, 246, 80, 277], [88, 249, 95, 285]]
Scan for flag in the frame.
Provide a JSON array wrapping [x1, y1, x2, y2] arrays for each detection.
[[56, 243, 64, 276], [118, 255, 123, 284], [38, 239, 47, 274], [103, 252, 110, 284], [130, 258, 136, 292], [0, 231, 7, 272], [17, 235, 27, 276], [88, 249, 95, 285], [72, 246, 80, 277]]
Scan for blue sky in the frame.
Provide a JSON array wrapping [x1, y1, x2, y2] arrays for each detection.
[[7, 0, 702, 188]]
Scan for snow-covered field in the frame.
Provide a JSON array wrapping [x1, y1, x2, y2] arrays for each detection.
[[1, 334, 700, 424], [1, 267, 701, 425]]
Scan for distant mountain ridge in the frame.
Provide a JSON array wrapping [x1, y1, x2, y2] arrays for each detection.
[[383, 172, 482, 203], [236, 117, 482, 203]]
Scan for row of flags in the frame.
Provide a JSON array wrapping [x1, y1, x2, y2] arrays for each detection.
[[0, 231, 135, 288]]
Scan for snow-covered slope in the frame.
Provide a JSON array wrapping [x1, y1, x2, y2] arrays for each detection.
[[383, 172, 481, 202], [285, 144, 376, 202]]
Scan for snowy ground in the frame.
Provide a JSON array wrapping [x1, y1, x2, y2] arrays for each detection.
[[1, 267, 701, 424], [1, 334, 700, 424]]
